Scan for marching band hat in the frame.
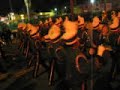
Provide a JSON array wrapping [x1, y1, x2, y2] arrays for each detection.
[[44, 20, 49, 24], [59, 17, 63, 23], [61, 20, 79, 45], [44, 35, 50, 42], [18, 23, 27, 30], [39, 21, 43, 25], [26, 23, 33, 32], [55, 18, 61, 25], [46, 24, 61, 43], [48, 17, 52, 23], [111, 11, 116, 15], [92, 16, 100, 28], [102, 10, 107, 15], [78, 15, 85, 26], [109, 13, 119, 30], [27, 23, 39, 38], [118, 12, 120, 18]]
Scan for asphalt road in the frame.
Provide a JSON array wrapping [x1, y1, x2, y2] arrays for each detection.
[[0, 43, 54, 90], [0, 40, 120, 90]]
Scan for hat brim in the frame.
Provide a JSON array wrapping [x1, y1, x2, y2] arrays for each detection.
[[66, 38, 79, 45]]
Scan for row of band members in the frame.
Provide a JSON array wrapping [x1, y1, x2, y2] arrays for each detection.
[[17, 10, 120, 47], [17, 10, 120, 90]]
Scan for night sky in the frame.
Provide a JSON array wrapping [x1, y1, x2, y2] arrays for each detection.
[[0, 0, 69, 16]]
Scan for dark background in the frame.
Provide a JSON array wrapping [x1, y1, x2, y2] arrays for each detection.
[[0, 0, 70, 15], [0, 0, 87, 16]]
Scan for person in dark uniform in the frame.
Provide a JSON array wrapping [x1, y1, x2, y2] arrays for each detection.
[[101, 10, 109, 25], [0, 39, 7, 73], [17, 22, 27, 50], [99, 24, 110, 45], [92, 16, 103, 48], [40, 20, 50, 37], [109, 11, 120, 78], [59, 17, 89, 90], [77, 15, 91, 51], [93, 45, 113, 90], [109, 11, 120, 48], [44, 18, 65, 85]]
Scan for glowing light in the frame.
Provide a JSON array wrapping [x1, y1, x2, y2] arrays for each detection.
[[64, 6, 67, 9], [39, 12, 43, 15], [54, 8, 57, 11], [90, 0, 95, 4], [20, 14, 25, 20]]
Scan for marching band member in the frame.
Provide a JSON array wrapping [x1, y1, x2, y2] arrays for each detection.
[[18, 23, 27, 31], [109, 11, 120, 32], [44, 18, 62, 43], [97, 21, 110, 46], [77, 15, 91, 48], [101, 10, 109, 25], [60, 18, 87, 90], [17, 23, 27, 49], [93, 44, 113, 90], [109, 11, 120, 79], [27, 24, 40, 39], [78, 15, 85, 30], [44, 18, 64, 85], [61, 18, 79, 46], [41, 20, 49, 37], [48, 17, 53, 27], [92, 16, 102, 47], [0, 40, 7, 73], [109, 11, 120, 49]]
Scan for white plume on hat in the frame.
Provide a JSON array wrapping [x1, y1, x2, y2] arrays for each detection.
[[47, 24, 61, 41], [62, 16, 69, 29], [78, 15, 85, 26], [65, 16, 69, 22], [39, 21, 43, 25], [30, 26, 39, 35], [18, 23, 26, 30], [44, 20, 49, 24], [44, 19, 61, 42], [61, 20, 78, 45], [26, 23, 32, 32], [109, 17, 119, 29], [44, 35, 49, 39], [44, 34, 50, 42], [55, 18, 60, 25], [27, 24, 39, 38], [118, 12, 120, 18], [48, 25, 61, 40], [92, 16, 100, 28], [59, 17, 63, 23], [48, 17, 52, 22]]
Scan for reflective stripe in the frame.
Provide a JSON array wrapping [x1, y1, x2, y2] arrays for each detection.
[[75, 53, 88, 72], [64, 35, 77, 43]]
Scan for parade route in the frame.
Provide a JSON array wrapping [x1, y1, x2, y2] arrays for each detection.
[[0, 43, 53, 90]]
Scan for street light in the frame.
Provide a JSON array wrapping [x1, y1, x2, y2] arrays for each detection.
[[54, 8, 57, 12], [20, 14, 25, 22], [90, 0, 95, 4], [64, 6, 67, 14], [54, 8, 57, 15], [64, 6, 67, 9], [90, 0, 95, 14]]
